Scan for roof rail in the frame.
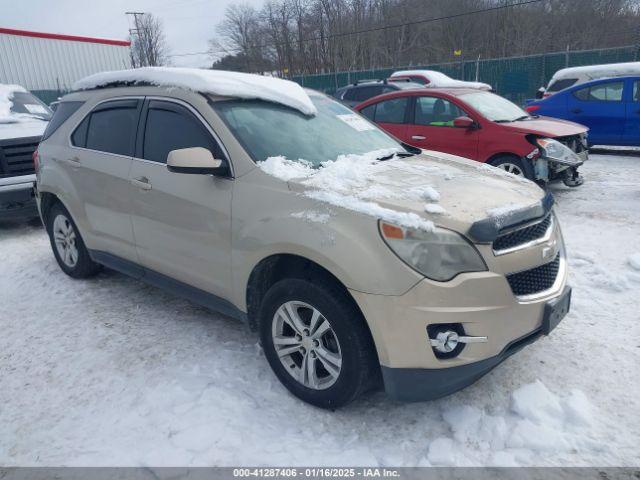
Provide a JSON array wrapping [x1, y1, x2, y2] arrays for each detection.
[[353, 78, 386, 86]]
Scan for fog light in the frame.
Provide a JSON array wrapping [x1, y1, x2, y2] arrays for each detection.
[[428, 327, 488, 356]]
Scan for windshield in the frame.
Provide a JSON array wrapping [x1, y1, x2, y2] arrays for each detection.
[[213, 93, 403, 166], [9, 91, 52, 121], [460, 91, 529, 122]]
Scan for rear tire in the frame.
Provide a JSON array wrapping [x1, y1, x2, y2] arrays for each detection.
[[259, 278, 379, 409], [46, 202, 101, 278], [489, 155, 535, 181]]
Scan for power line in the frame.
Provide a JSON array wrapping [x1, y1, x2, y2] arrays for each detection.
[[167, 0, 545, 58]]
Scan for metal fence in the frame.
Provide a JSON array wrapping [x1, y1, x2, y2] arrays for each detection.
[[291, 45, 639, 105]]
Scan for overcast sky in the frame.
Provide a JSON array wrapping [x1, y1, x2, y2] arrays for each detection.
[[2, 0, 264, 67]]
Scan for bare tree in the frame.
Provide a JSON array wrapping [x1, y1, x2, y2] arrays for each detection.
[[210, 0, 640, 77], [130, 13, 169, 68]]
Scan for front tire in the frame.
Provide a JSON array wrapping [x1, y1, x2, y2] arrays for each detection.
[[489, 155, 535, 181], [259, 278, 379, 409], [46, 203, 101, 278]]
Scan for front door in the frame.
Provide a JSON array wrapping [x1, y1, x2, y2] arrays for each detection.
[[405, 95, 479, 160], [128, 99, 233, 300], [568, 80, 625, 145]]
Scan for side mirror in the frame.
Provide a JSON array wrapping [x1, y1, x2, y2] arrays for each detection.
[[167, 147, 223, 175], [453, 116, 476, 129]]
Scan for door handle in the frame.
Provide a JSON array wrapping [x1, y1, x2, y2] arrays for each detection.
[[131, 177, 152, 190], [570, 108, 582, 114], [411, 135, 426, 141]]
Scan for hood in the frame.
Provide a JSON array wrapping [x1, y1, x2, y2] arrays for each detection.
[[277, 150, 546, 237], [498, 116, 587, 138], [0, 119, 47, 141]]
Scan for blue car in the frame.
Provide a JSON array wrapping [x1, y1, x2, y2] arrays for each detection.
[[526, 75, 640, 146]]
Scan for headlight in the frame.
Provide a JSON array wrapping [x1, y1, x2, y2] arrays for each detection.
[[536, 138, 581, 165], [379, 221, 487, 282]]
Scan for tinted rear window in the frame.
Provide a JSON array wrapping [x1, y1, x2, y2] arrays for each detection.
[[547, 78, 578, 92], [85, 106, 139, 156], [42, 101, 83, 141]]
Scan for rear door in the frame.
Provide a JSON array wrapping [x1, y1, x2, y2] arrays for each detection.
[[404, 95, 479, 159], [128, 98, 233, 299], [567, 80, 625, 145], [623, 79, 640, 145], [67, 98, 141, 262], [359, 96, 409, 139]]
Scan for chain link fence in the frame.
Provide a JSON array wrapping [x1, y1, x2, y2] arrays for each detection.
[[291, 45, 638, 105]]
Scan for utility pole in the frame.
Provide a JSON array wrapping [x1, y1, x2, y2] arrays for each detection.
[[126, 11, 147, 67]]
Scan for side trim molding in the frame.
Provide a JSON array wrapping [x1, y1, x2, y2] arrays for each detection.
[[89, 250, 248, 323]]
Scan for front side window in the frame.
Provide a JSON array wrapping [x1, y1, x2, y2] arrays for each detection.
[[214, 93, 402, 167], [574, 81, 624, 102], [142, 101, 224, 164], [414, 96, 465, 126], [373, 97, 408, 124]]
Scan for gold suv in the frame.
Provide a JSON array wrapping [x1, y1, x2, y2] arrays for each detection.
[[35, 69, 571, 408]]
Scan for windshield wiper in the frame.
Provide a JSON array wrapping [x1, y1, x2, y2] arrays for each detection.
[[377, 151, 416, 161]]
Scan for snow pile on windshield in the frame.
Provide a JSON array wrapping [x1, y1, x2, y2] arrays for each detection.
[[392, 70, 492, 90], [73, 67, 317, 116], [0, 84, 27, 123], [259, 150, 442, 231]]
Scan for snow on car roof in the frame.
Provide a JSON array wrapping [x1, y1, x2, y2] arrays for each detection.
[[0, 84, 28, 123], [72, 67, 317, 116], [550, 62, 640, 81], [391, 70, 492, 90]]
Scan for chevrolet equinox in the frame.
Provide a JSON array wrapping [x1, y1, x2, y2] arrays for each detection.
[[35, 68, 571, 409]]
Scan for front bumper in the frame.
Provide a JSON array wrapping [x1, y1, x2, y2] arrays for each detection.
[[0, 174, 38, 220], [380, 285, 570, 401]]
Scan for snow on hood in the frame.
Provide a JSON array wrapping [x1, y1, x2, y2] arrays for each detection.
[[73, 67, 317, 116], [258, 149, 544, 233], [392, 70, 492, 90]]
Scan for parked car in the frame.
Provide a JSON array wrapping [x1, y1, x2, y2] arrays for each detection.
[[333, 79, 422, 107], [537, 61, 640, 99], [0, 84, 51, 221], [526, 76, 640, 147], [355, 88, 587, 186], [36, 68, 570, 408], [389, 70, 492, 91]]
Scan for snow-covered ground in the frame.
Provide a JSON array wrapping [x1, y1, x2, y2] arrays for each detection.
[[1, 154, 638, 467]]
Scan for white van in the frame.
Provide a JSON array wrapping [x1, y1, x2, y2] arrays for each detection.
[[539, 61, 640, 98]]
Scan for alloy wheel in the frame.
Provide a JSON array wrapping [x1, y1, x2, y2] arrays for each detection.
[[52, 214, 79, 268], [271, 301, 342, 390], [497, 162, 524, 176]]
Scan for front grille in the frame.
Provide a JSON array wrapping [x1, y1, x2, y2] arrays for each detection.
[[493, 214, 552, 252], [506, 253, 561, 296], [556, 134, 587, 154], [0, 137, 40, 178]]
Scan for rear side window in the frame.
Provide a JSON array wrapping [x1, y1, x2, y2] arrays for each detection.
[[410, 76, 427, 85], [360, 104, 376, 120], [142, 101, 224, 164], [72, 99, 140, 156], [547, 78, 578, 92], [41, 101, 83, 141], [574, 81, 624, 102], [373, 97, 408, 124], [345, 86, 384, 102]]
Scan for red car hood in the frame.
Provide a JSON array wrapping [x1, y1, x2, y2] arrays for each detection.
[[500, 116, 587, 138]]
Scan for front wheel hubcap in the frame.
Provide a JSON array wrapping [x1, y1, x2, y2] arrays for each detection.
[[497, 162, 524, 176], [272, 301, 342, 390], [52, 214, 79, 268]]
